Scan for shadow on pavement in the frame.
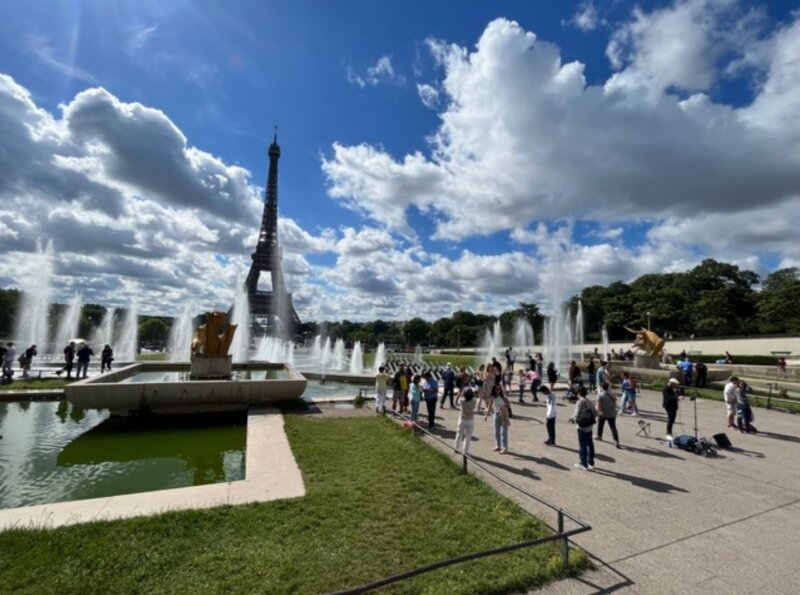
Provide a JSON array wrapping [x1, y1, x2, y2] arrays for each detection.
[[621, 444, 685, 460], [471, 455, 541, 481], [590, 468, 689, 494], [510, 452, 571, 471], [756, 430, 800, 445]]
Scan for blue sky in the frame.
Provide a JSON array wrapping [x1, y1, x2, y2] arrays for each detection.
[[1, 0, 799, 321]]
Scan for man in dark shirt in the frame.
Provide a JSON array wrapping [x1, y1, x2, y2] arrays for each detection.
[[440, 363, 456, 408], [662, 378, 682, 438], [56, 342, 76, 379], [76, 343, 95, 379]]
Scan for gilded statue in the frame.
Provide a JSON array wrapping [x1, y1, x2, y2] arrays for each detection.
[[191, 311, 237, 357], [624, 326, 666, 357]]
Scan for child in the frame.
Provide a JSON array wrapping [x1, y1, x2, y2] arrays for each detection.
[[619, 372, 639, 415], [542, 386, 557, 445], [517, 369, 526, 404]]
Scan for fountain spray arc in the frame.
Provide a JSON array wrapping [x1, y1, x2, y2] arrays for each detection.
[[14, 239, 54, 352]]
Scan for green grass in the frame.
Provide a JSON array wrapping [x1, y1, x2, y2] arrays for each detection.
[[137, 352, 168, 361], [0, 378, 68, 391], [0, 416, 588, 594]]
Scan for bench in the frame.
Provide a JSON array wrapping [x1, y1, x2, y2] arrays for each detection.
[[770, 351, 791, 357]]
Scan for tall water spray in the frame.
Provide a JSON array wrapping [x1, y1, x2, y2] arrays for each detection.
[[116, 302, 139, 362], [480, 321, 503, 363], [349, 341, 363, 374], [90, 308, 117, 349], [373, 342, 386, 373], [332, 339, 345, 370], [513, 318, 534, 354], [321, 337, 332, 369], [15, 239, 54, 352], [601, 326, 610, 361], [54, 294, 83, 351], [167, 305, 195, 362], [255, 335, 292, 362], [311, 335, 322, 361], [230, 284, 251, 364], [574, 300, 585, 361]]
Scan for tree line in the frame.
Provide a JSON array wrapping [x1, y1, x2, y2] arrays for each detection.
[[1, 259, 797, 349]]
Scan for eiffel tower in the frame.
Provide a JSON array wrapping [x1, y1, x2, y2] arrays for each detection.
[[243, 131, 301, 336]]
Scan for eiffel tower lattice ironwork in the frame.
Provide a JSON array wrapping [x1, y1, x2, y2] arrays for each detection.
[[244, 131, 301, 334]]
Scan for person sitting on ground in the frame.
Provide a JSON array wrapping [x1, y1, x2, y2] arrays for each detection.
[[724, 351, 733, 364], [596, 382, 621, 448], [723, 376, 739, 429]]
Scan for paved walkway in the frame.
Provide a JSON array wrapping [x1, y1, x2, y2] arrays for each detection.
[[417, 389, 800, 594], [0, 408, 304, 531]]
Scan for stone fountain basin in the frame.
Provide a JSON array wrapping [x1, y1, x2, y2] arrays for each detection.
[[65, 362, 307, 416]]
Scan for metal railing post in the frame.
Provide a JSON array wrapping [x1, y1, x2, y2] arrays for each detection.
[[558, 509, 569, 572], [462, 453, 467, 472]]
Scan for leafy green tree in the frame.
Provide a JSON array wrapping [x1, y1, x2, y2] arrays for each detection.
[[403, 318, 430, 346], [139, 318, 170, 344], [757, 268, 800, 333]]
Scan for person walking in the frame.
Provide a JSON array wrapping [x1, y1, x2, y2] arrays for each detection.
[[422, 372, 439, 429], [19, 344, 37, 379], [56, 342, 76, 379], [484, 384, 511, 453], [662, 378, 682, 440], [527, 367, 541, 402], [441, 363, 456, 408], [76, 343, 94, 379], [571, 386, 596, 470], [542, 386, 557, 445], [454, 388, 476, 454], [374, 366, 390, 414], [516, 369, 526, 404], [409, 374, 422, 423], [2, 342, 16, 381], [723, 376, 739, 428], [595, 361, 608, 392], [619, 372, 639, 415], [596, 383, 621, 448], [101, 344, 114, 373]]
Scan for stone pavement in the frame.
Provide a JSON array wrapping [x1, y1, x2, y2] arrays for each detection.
[[416, 389, 800, 594]]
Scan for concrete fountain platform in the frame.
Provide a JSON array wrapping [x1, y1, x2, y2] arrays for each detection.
[[0, 408, 305, 531]]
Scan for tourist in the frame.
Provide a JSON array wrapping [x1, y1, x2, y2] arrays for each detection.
[[587, 358, 597, 391], [409, 374, 422, 423], [456, 366, 470, 398], [723, 376, 739, 428], [571, 386, 596, 470], [517, 369, 526, 404], [402, 365, 412, 413], [527, 367, 541, 402], [453, 387, 476, 454], [485, 383, 511, 454], [568, 360, 580, 385], [504, 347, 513, 372], [101, 344, 114, 373], [19, 344, 37, 379], [508, 346, 517, 372], [76, 343, 94, 379], [502, 368, 512, 394], [374, 366, 390, 414], [595, 361, 608, 391], [535, 353, 544, 376], [724, 351, 733, 364], [491, 357, 503, 376], [677, 358, 693, 386], [777, 357, 787, 379], [736, 380, 755, 433], [619, 371, 639, 415], [662, 378, 682, 439], [56, 341, 76, 379], [542, 386, 557, 445], [596, 383, 621, 448], [694, 360, 708, 388], [422, 372, 439, 429], [546, 362, 558, 390], [391, 364, 406, 412], [474, 364, 487, 412], [2, 342, 16, 381], [440, 363, 456, 408]]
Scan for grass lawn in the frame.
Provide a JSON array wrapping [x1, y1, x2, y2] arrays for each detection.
[[0, 415, 588, 593], [137, 352, 168, 361], [0, 378, 68, 391]]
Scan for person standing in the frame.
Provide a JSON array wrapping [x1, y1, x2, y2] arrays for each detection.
[[723, 376, 739, 428], [776, 357, 787, 379], [422, 372, 439, 429], [516, 369, 526, 404], [440, 363, 456, 408], [572, 387, 596, 470], [2, 342, 16, 380], [677, 358, 693, 386], [587, 358, 597, 391], [409, 374, 422, 423], [56, 342, 76, 379], [527, 367, 541, 403], [694, 360, 708, 388], [19, 344, 37, 379], [546, 362, 558, 391], [101, 344, 114, 373], [76, 343, 94, 379], [542, 386, 557, 445], [453, 388, 476, 454], [595, 361, 608, 392], [596, 383, 621, 448], [485, 384, 511, 454], [619, 372, 639, 415], [735, 380, 755, 433], [568, 361, 580, 385], [391, 364, 406, 412], [374, 366, 390, 414], [662, 378, 682, 439], [491, 357, 503, 377]]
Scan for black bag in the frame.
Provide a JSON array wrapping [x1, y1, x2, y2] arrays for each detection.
[[576, 401, 596, 428], [713, 433, 732, 448]]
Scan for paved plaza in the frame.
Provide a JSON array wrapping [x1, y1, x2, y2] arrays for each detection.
[[414, 389, 800, 594]]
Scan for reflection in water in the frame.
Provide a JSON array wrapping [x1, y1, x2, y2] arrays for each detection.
[[0, 402, 246, 510]]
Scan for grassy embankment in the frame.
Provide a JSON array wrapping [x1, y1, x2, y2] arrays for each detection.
[[0, 415, 588, 593], [0, 378, 69, 391]]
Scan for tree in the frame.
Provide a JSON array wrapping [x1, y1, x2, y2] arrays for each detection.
[[139, 318, 170, 345], [403, 318, 430, 346], [757, 268, 800, 333]]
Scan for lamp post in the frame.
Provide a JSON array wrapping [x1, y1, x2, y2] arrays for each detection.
[[457, 328, 461, 353], [646, 311, 651, 331]]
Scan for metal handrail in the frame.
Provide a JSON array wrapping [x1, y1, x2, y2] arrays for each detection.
[[330, 412, 593, 594]]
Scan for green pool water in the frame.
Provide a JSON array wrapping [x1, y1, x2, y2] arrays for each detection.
[[0, 401, 246, 510]]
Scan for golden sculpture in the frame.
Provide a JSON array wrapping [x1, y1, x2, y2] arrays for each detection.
[[624, 326, 666, 357], [191, 311, 237, 357]]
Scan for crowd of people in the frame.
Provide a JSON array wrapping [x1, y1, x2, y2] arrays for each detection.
[[0, 341, 114, 382], [374, 349, 777, 470]]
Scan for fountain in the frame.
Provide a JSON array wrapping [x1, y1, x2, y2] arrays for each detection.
[[601, 326, 610, 362], [332, 339, 345, 370], [480, 320, 503, 363], [115, 303, 139, 362], [167, 305, 195, 362], [311, 335, 322, 361], [229, 283, 251, 364], [349, 341, 363, 374], [90, 307, 117, 350], [513, 318, 534, 356], [53, 294, 83, 352], [373, 342, 386, 373], [574, 300, 584, 361], [14, 239, 54, 352]]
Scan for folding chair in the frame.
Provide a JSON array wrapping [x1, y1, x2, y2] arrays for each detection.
[[636, 419, 651, 437]]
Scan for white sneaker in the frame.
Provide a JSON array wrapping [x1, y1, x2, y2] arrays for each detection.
[[631, 412, 638, 416], [573, 463, 587, 470], [587, 464, 595, 470]]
